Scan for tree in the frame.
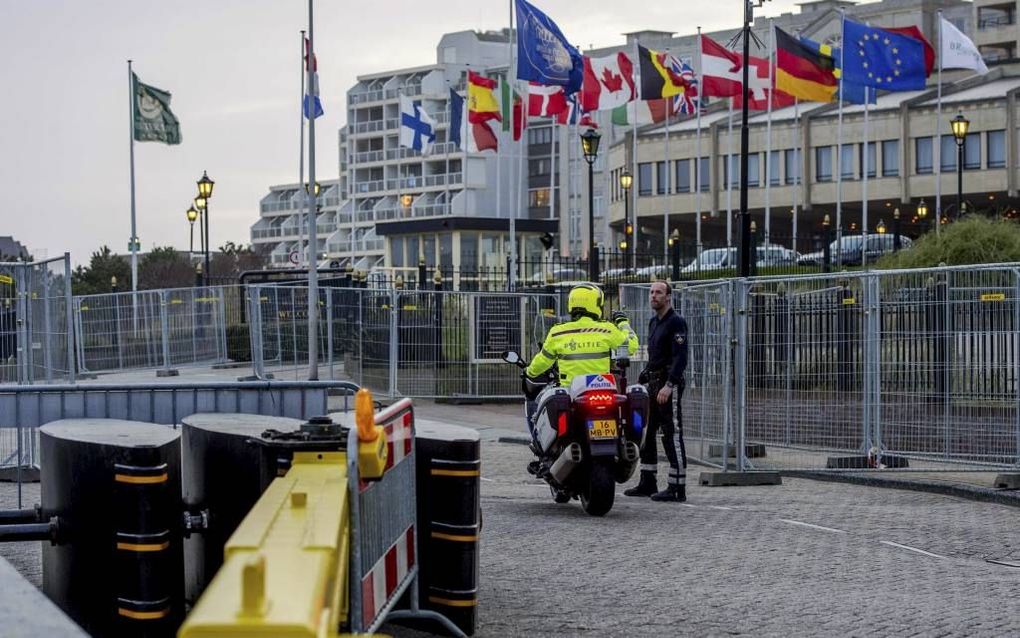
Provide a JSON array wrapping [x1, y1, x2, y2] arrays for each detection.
[[877, 215, 1020, 269], [138, 246, 195, 290], [72, 246, 130, 296], [210, 242, 269, 283]]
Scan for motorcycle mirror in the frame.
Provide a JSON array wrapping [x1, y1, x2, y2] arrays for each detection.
[[501, 350, 521, 365]]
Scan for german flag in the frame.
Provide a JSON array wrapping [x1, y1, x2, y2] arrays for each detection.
[[638, 45, 688, 100], [775, 28, 838, 103]]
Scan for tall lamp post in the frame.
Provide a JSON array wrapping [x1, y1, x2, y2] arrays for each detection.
[[950, 112, 970, 220], [620, 170, 632, 274], [892, 208, 901, 251], [186, 206, 198, 261], [917, 198, 929, 231], [194, 195, 207, 284], [822, 214, 832, 273], [196, 171, 215, 285], [580, 127, 601, 283]]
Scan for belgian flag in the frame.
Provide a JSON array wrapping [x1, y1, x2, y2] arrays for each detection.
[[638, 45, 687, 100], [775, 28, 838, 103]]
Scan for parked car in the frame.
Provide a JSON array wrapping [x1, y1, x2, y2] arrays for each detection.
[[680, 244, 797, 275], [528, 267, 588, 284], [636, 264, 671, 280], [798, 234, 913, 267]]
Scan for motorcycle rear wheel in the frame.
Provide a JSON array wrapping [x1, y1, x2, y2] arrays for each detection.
[[580, 460, 615, 516]]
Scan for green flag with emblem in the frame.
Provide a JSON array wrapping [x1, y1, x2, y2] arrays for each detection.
[[132, 73, 181, 145]]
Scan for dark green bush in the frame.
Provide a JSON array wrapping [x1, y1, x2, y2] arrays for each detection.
[[877, 216, 1020, 269]]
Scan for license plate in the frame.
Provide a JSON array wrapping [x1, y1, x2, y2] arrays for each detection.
[[587, 419, 617, 440]]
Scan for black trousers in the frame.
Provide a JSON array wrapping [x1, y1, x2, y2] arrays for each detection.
[[640, 380, 687, 486]]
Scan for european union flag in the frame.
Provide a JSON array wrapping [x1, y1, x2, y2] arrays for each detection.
[[842, 18, 927, 91], [798, 35, 876, 105], [515, 0, 584, 93]]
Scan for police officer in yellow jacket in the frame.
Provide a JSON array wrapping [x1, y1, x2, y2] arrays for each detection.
[[526, 283, 638, 385]]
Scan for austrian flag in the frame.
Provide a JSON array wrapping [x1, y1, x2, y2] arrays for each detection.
[[580, 52, 636, 112]]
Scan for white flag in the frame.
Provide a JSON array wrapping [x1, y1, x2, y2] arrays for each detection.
[[940, 17, 989, 74], [398, 95, 436, 155]]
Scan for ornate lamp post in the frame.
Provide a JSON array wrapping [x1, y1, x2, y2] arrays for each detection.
[[620, 170, 633, 274], [186, 205, 198, 260], [196, 171, 215, 285], [950, 112, 970, 220], [580, 127, 601, 282]]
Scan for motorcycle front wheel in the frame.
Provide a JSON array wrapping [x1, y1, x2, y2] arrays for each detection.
[[580, 459, 615, 516]]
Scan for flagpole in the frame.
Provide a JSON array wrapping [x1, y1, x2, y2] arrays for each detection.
[[631, 103, 637, 273], [299, 31, 306, 269], [862, 86, 870, 267], [936, 9, 943, 233], [664, 92, 671, 266], [549, 115, 557, 221], [507, 0, 517, 290], [726, 99, 734, 248], [396, 89, 404, 223], [765, 19, 774, 249], [792, 98, 800, 253], [836, 9, 846, 267], [127, 60, 138, 293], [305, 0, 319, 380], [695, 27, 703, 263]]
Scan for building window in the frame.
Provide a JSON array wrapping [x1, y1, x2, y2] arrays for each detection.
[[988, 130, 1006, 168], [439, 234, 453, 269], [859, 142, 876, 179], [391, 237, 404, 267], [816, 146, 832, 182], [638, 162, 653, 196], [939, 133, 981, 171], [881, 140, 899, 177], [723, 155, 740, 188], [698, 157, 710, 192], [675, 159, 691, 193], [656, 161, 669, 194], [784, 148, 801, 185], [840, 144, 854, 180], [915, 137, 933, 174], [746, 153, 760, 188], [423, 235, 436, 267], [767, 150, 781, 186], [529, 159, 550, 177], [527, 127, 552, 145], [460, 233, 478, 270], [964, 132, 981, 170], [529, 188, 550, 208]]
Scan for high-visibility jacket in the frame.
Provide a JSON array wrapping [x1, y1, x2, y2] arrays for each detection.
[[526, 315, 639, 386]]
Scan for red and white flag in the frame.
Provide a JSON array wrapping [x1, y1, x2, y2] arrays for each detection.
[[528, 82, 567, 117], [729, 55, 794, 110], [580, 52, 636, 112], [700, 35, 743, 98]]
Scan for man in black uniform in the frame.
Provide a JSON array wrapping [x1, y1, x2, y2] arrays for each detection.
[[624, 280, 688, 502]]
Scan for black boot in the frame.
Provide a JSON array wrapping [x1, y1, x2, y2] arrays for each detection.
[[624, 471, 658, 497], [650, 485, 686, 502]]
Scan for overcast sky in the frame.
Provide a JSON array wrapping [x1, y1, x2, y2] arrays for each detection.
[[0, 0, 803, 264]]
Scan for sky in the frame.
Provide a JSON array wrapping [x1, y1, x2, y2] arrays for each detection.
[[0, 0, 803, 265]]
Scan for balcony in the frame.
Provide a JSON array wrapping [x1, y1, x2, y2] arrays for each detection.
[[349, 89, 385, 105], [354, 149, 385, 163], [355, 179, 385, 193], [260, 201, 294, 213], [252, 227, 284, 239], [352, 120, 386, 134]]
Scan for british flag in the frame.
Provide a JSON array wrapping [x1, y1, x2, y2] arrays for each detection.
[[668, 56, 699, 115]]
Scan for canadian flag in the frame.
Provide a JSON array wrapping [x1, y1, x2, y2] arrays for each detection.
[[528, 82, 567, 118], [580, 52, 636, 112]]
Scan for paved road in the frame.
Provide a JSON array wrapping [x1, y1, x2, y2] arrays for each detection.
[[387, 441, 1020, 637]]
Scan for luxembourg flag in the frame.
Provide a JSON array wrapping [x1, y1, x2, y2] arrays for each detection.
[[303, 37, 324, 119]]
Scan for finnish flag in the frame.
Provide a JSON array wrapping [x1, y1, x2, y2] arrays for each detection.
[[399, 95, 436, 155]]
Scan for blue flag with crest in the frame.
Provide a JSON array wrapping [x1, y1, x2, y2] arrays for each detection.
[[515, 0, 583, 93]]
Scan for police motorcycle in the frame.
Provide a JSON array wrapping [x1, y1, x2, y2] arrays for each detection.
[[501, 348, 649, 516]]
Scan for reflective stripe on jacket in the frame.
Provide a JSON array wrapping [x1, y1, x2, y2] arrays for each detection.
[[526, 315, 639, 385]]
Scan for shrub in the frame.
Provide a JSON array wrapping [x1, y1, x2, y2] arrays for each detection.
[[877, 216, 1020, 269]]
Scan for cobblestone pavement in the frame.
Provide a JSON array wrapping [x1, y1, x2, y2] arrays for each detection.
[[384, 441, 1020, 638]]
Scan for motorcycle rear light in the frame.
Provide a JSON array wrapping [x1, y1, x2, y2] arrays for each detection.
[[585, 392, 616, 407], [557, 412, 569, 437]]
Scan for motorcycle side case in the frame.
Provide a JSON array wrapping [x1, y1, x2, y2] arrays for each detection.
[[625, 384, 650, 444], [532, 387, 571, 454]]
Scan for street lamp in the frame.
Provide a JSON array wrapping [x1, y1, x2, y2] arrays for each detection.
[[892, 208, 902, 251], [822, 214, 832, 273], [196, 171, 215, 285], [669, 228, 681, 281], [620, 170, 632, 273], [110, 275, 118, 294], [580, 127, 601, 282], [950, 112, 969, 221], [876, 219, 886, 235], [186, 205, 198, 260]]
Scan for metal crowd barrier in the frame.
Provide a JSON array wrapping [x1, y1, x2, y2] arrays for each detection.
[[347, 398, 465, 636], [621, 263, 1020, 473]]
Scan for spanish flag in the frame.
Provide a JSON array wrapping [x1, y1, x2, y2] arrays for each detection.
[[638, 45, 688, 100], [775, 28, 838, 103], [465, 71, 501, 152]]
